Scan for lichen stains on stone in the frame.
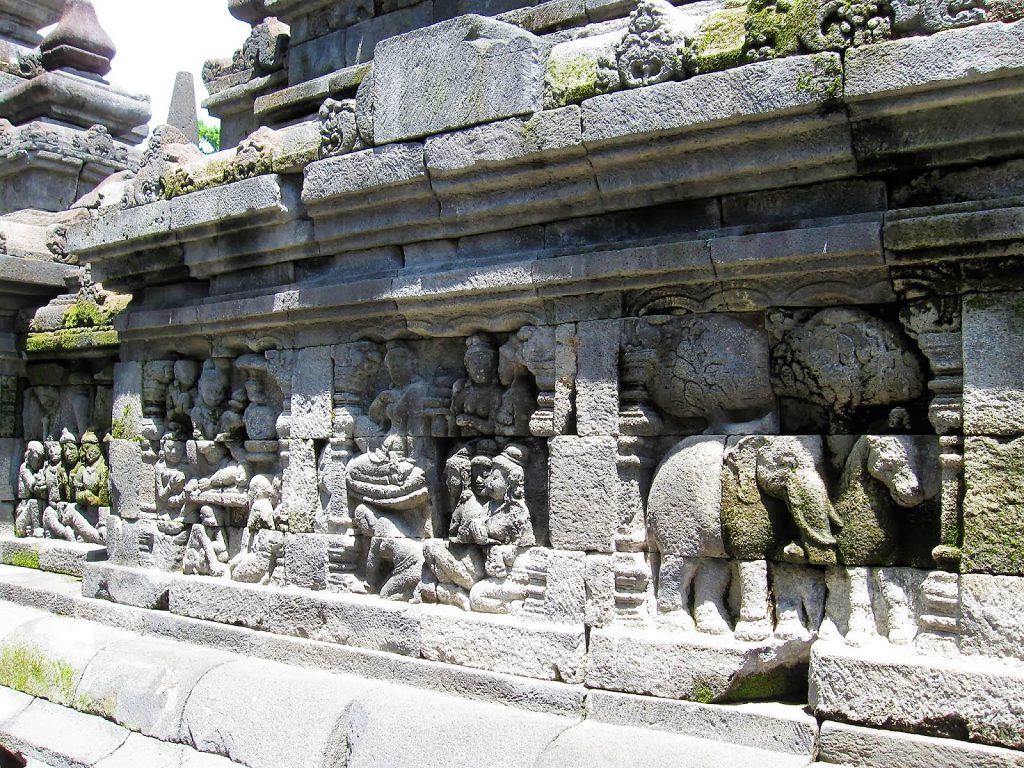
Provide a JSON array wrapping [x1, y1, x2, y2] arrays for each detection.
[[0, 644, 78, 704]]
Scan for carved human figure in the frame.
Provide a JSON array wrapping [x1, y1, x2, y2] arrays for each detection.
[[73, 431, 110, 509], [477, 445, 535, 547], [165, 360, 200, 437], [421, 539, 486, 611], [469, 545, 528, 614], [495, 335, 537, 436], [449, 450, 494, 545], [243, 377, 278, 440], [56, 429, 79, 504], [184, 505, 231, 577], [452, 335, 503, 436], [354, 502, 425, 600], [188, 441, 249, 498], [191, 362, 230, 441], [14, 442, 47, 538], [346, 342, 437, 539], [229, 474, 284, 584], [155, 437, 188, 520]]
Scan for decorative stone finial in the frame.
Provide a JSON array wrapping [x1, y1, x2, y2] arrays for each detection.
[[228, 0, 272, 25], [167, 72, 200, 146], [40, 0, 116, 77]]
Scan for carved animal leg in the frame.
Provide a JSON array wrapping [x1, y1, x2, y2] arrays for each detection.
[[733, 559, 772, 642], [655, 554, 696, 630], [694, 558, 731, 635], [845, 567, 878, 647], [876, 568, 916, 645], [773, 563, 812, 642]]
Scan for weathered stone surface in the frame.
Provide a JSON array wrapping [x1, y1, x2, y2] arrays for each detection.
[[419, 605, 585, 682], [106, 438, 146, 520], [588, 627, 810, 702], [810, 643, 1024, 749], [345, 685, 572, 768], [536, 721, 810, 768], [960, 573, 1024, 663], [182, 658, 372, 768], [548, 436, 620, 552], [82, 562, 173, 610], [818, 720, 1024, 768], [575, 319, 620, 436], [370, 15, 547, 145], [280, 438, 320, 533], [0, 697, 129, 767], [588, 690, 818, 756], [290, 345, 333, 438], [169, 574, 273, 629], [963, 292, 1024, 436], [962, 435, 1024, 575], [0, 536, 107, 578], [75, 634, 233, 743]]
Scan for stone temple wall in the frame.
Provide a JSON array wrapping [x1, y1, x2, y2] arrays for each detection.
[[4, 0, 1024, 765]]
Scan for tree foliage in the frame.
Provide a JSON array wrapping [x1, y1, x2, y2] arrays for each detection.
[[198, 120, 221, 154]]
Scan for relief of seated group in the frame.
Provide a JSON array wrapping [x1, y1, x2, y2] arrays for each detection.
[[33, 305, 955, 650]]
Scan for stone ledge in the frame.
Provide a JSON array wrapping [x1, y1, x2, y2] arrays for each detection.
[[0, 536, 107, 578]]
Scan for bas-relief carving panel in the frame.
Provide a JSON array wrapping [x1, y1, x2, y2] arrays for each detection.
[[95, 301, 975, 701]]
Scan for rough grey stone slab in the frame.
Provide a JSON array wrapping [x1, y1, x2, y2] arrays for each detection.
[[587, 690, 817, 756], [962, 435, 1024, 575], [75, 635, 233, 744], [963, 292, 1024, 436], [960, 573, 1024, 663], [710, 220, 883, 278], [575, 319, 620, 436], [106, 438, 146, 521], [345, 3, 433, 67], [419, 605, 585, 682], [845, 19, 1024, 101], [536, 721, 810, 768], [266, 587, 421, 656], [95, 733, 194, 768], [182, 658, 374, 768], [287, 28, 348, 86], [169, 175, 289, 231], [281, 439, 321, 533], [809, 642, 1024, 749], [721, 179, 887, 227], [0, 536, 106, 578], [818, 720, 1024, 768], [548, 436, 620, 552], [169, 575, 274, 630], [588, 627, 809, 702], [424, 107, 584, 174], [345, 684, 573, 768], [582, 54, 843, 144], [303, 142, 429, 201], [371, 15, 547, 144], [0, 614, 121, 706], [65, 200, 173, 255], [81, 562, 173, 611], [0, 697, 129, 768], [0, 681, 35, 723], [290, 345, 334, 438]]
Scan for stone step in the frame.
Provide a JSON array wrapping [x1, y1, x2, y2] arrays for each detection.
[[0, 535, 106, 578]]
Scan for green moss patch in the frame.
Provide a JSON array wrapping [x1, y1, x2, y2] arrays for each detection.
[[0, 644, 78, 704], [26, 328, 120, 354], [545, 53, 605, 107], [696, 6, 748, 72], [4, 549, 40, 570]]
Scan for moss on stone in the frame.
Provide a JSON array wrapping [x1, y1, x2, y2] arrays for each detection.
[[744, 0, 820, 60], [0, 644, 78, 704], [795, 53, 844, 104], [719, 667, 802, 702], [695, 6, 748, 73], [545, 53, 603, 107], [4, 549, 39, 570], [26, 328, 120, 354], [692, 680, 715, 704]]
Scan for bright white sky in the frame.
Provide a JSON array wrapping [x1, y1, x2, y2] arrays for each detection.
[[49, 1, 251, 132]]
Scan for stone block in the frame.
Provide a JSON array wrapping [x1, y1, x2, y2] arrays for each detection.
[[818, 720, 1024, 768], [721, 180, 887, 227], [0, 536, 107, 578], [345, 685, 572, 768], [290, 346, 334, 438], [82, 562, 174, 610], [0, 698, 129, 767], [844, 20, 1024, 101], [282, 532, 331, 590], [419, 604, 585, 681], [960, 573, 1024, 663], [0, 685, 33, 727], [266, 588, 421, 656], [281, 439, 321, 534], [75, 634, 233, 743], [287, 28, 347, 86], [107, 438, 147, 521], [962, 435, 1024, 574], [345, 3, 433, 66], [182, 657, 375, 768], [587, 690, 818, 756], [575, 319, 620, 436], [96, 732, 240, 768], [585, 554, 616, 628], [521, 547, 586, 623], [587, 626, 811, 702], [553, 323, 576, 435], [548, 436, 620, 552], [0, 614, 123, 706], [169, 175, 288, 231], [963, 293, 1024, 436], [536, 721, 810, 768], [370, 15, 547, 144], [303, 143, 428, 201], [169, 575, 273, 630], [810, 643, 1024, 749]]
